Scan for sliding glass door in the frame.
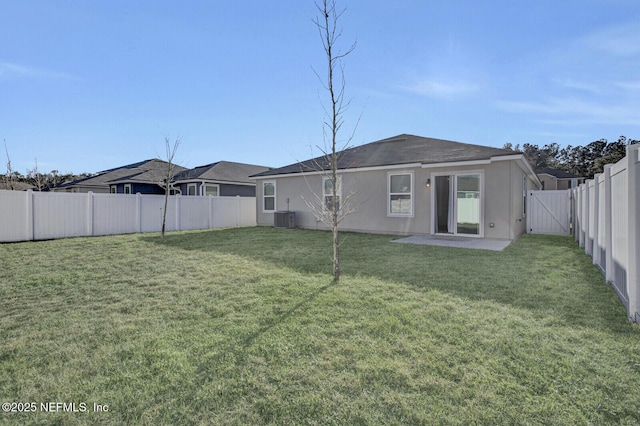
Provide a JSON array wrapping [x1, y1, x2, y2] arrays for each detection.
[[434, 173, 481, 236]]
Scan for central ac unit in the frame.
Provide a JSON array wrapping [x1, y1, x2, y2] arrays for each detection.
[[274, 211, 295, 229]]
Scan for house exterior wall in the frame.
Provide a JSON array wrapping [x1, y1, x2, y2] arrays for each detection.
[[537, 174, 558, 190], [220, 184, 255, 197], [177, 182, 256, 197], [256, 159, 536, 240], [112, 183, 164, 195]]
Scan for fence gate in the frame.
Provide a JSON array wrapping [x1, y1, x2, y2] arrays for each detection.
[[526, 190, 571, 235]]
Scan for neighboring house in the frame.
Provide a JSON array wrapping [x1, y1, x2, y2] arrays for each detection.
[[172, 161, 271, 197], [251, 134, 542, 240], [0, 181, 35, 191], [106, 159, 188, 195], [535, 168, 585, 190], [53, 159, 186, 194]]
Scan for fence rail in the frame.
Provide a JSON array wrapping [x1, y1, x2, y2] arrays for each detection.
[[0, 191, 256, 243], [573, 145, 640, 323]]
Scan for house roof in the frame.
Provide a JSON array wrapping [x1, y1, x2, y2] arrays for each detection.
[[55, 159, 188, 189], [173, 161, 271, 185], [251, 134, 518, 178], [0, 181, 35, 191], [535, 167, 582, 179]]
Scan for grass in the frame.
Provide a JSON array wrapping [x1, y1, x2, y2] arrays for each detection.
[[0, 227, 639, 425]]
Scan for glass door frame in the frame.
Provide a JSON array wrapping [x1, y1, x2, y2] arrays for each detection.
[[430, 170, 484, 238]]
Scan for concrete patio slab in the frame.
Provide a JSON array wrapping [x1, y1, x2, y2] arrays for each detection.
[[392, 235, 512, 251]]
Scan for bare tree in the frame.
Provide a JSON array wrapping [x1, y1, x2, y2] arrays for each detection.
[[306, 0, 358, 282], [27, 158, 45, 191], [161, 137, 180, 237], [3, 140, 16, 190]]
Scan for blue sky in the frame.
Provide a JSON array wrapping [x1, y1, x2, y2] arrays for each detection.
[[2, 1, 639, 175]]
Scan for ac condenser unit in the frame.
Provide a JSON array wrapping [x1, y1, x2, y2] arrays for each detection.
[[274, 211, 295, 229]]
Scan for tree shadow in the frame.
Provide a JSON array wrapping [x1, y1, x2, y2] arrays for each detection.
[[140, 227, 633, 334]]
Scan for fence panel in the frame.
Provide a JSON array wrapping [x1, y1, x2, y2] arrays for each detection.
[[572, 144, 639, 322], [610, 161, 629, 307], [33, 192, 88, 240], [93, 193, 139, 236], [0, 190, 29, 242], [596, 174, 607, 272], [0, 191, 257, 242], [179, 196, 211, 231]]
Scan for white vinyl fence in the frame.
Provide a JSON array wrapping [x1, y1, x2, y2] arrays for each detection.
[[0, 191, 256, 243], [573, 144, 640, 323]]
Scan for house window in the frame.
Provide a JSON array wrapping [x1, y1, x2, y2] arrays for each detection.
[[263, 181, 276, 212], [388, 172, 413, 216], [110, 186, 116, 194], [204, 184, 219, 196], [323, 176, 341, 212], [187, 183, 197, 196], [124, 184, 131, 194]]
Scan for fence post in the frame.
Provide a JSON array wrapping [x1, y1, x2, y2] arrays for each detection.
[[592, 174, 601, 266], [626, 145, 640, 322], [136, 193, 142, 233], [209, 195, 213, 229], [585, 182, 592, 255], [26, 190, 34, 241], [578, 185, 585, 248], [236, 195, 241, 226], [603, 165, 613, 284], [86, 191, 94, 236], [175, 194, 180, 231]]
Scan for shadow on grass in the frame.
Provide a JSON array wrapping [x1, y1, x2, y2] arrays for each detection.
[[140, 227, 630, 331]]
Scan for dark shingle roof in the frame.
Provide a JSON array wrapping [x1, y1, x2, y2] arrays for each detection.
[[535, 168, 582, 179], [55, 159, 186, 189], [174, 161, 271, 184], [251, 134, 517, 177]]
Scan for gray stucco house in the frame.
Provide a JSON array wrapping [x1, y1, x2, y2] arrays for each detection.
[[251, 134, 541, 240]]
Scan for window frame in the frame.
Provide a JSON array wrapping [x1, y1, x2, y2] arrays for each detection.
[[387, 171, 414, 217], [262, 181, 276, 212], [187, 183, 198, 196], [124, 184, 132, 194], [109, 185, 116, 194], [204, 183, 219, 197], [322, 176, 342, 213]]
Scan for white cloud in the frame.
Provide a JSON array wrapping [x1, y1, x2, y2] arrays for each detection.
[[0, 62, 72, 80], [401, 78, 481, 100], [582, 23, 640, 57], [554, 78, 602, 94], [495, 97, 640, 126], [615, 81, 640, 90]]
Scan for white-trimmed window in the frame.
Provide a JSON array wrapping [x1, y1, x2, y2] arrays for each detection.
[[204, 184, 219, 197], [263, 181, 276, 212], [388, 172, 413, 216], [323, 176, 341, 212], [124, 184, 132, 194], [187, 183, 197, 196], [110, 185, 116, 194]]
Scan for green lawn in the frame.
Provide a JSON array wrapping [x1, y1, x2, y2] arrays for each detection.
[[1, 227, 639, 425]]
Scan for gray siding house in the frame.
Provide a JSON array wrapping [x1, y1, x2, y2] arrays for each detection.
[[172, 161, 271, 197], [535, 167, 585, 190], [251, 134, 541, 240]]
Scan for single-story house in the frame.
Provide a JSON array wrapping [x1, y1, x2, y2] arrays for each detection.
[[535, 167, 584, 190], [172, 161, 271, 197], [250, 134, 542, 240], [53, 158, 270, 196], [53, 159, 187, 194]]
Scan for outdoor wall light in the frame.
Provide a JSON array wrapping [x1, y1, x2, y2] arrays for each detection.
[[426, 178, 431, 188]]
